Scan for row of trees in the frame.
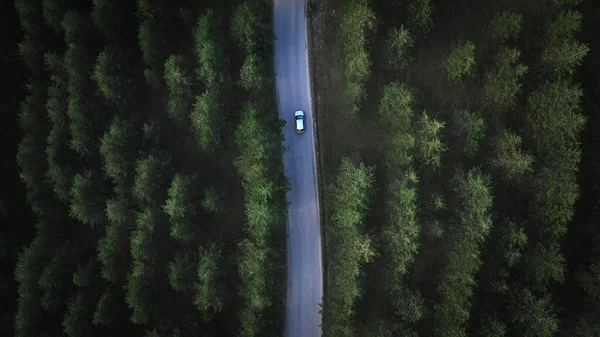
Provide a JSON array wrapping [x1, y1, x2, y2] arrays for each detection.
[[377, 81, 424, 336], [231, 1, 288, 336], [9, 0, 287, 337], [337, 0, 375, 115], [322, 158, 376, 337], [318, 0, 596, 336], [434, 169, 493, 337], [191, 9, 229, 152], [322, 0, 441, 335]]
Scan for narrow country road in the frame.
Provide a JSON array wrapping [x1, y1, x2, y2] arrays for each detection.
[[273, 1, 323, 337]]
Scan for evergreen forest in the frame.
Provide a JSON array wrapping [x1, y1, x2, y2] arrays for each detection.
[[310, 0, 600, 336], [2, 0, 287, 336]]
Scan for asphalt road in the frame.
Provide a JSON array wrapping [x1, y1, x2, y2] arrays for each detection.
[[273, 1, 323, 336]]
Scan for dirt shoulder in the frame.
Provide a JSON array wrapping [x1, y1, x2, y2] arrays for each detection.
[[307, 0, 340, 315]]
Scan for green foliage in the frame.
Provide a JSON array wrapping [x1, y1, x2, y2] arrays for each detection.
[[487, 11, 523, 44], [541, 10, 589, 77], [343, 81, 366, 116], [164, 55, 193, 123], [237, 239, 269, 337], [377, 80, 421, 301], [168, 252, 196, 292], [526, 242, 565, 291], [233, 102, 287, 337], [430, 192, 446, 212], [435, 168, 493, 337], [15, 0, 43, 37], [480, 315, 507, 337], [62, 260, 98, 337], [378, 82, 416, 168], [18, 38, 45, 76], [105, 198, 130, 232], [364, 319, 394, 337], [63, 291, 94, 337], [382, 177, 420, 296], [91, 0, 112, 39], [527, 81, 584, 237], [481, 47, 528, 112], [138, 19, 162, 68], [427, 220, 445, 242], [18, 134, 51, 217], [195, 243, 224, 319], [136, 0, 165, 57], [93, 49, 133, 109], [546, 10, 582, 41], [239, 54, 268, 91], [14, 233, 51, 337], [385, 25, 414, 71], [130, 207, 159, 264], [231, 0, 271, 55], [137, 0, 170, 87], [407, 0, 433, 38], [415, 111, 446, 169], [98, 198, 132, 282], [501, 222, 527, 268], [191, 9, 228, 151], [46, 163, 72, 204], [100, 117, 136, 192], [17, 82, 55, 217], [10, 0, 278, 336], [195, 9, 228, 87], [231, 0, 273, 121], [45, 52, 73, 203], [490, 131, 533, 182], [133, 154, 172, 206], [93, 286, 118, 326], [164, 174, 197, 242], [443, 41, 476, 82], [70, 171, 106, 226], [578, 261, 600, 305], [126, 262, 156, 324], [63, 11, 97, 156], [202, 186, 224, 215], [234, 104, 279, 188], [127, 205, 162, 325], [38, 243, 77, 312], [15, 0, 46, 74], [339, 0, 375, 114], [18, 82, 47, 133], [512, 288, 559, 337], [323, 157, 376, 337], [453, 110, 486, 158], [42, 0, 66, 33], [540, 35, 589, 79], [394, 288, 426, 323], [62, 10, 88, 44]]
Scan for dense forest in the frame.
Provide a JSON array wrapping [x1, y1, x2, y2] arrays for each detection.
[[310, 0, 600, 336], [1, 0, 287, 336], [3, 0, 600, 336]]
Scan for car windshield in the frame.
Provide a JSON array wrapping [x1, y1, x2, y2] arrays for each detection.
[[296, 115, 303, 120]]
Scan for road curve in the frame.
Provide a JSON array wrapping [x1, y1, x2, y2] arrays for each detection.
[[273, 1, 323, 337]]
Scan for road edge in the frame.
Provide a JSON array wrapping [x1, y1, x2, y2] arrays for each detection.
[[306, 0, 327, 331]]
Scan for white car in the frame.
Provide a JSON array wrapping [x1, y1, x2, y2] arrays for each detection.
[[294, 110, 305, 134]]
